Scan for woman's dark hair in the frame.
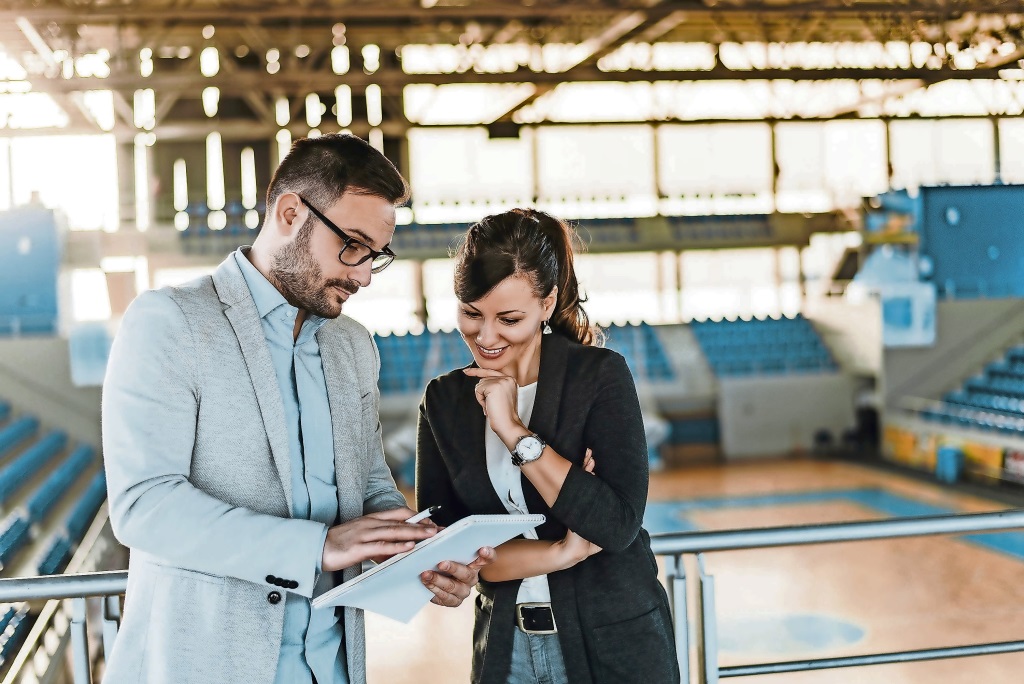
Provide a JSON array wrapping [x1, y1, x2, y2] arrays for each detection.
[[266, 133, 409, 211], [454, 208, 597, 346]]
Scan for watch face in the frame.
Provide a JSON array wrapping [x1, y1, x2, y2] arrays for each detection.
[[518, 437, 544, 461]]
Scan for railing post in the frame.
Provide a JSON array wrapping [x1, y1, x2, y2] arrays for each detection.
[[665, 553, 690, 683], [101, 594, 121, 659], [69, 597, 92, 684], [695, 554, 719, 684]]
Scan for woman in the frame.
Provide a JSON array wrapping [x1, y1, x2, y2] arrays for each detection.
[[416, 209, 679, 684]]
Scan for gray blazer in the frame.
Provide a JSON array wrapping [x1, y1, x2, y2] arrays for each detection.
[[102, 252, 405, 684]]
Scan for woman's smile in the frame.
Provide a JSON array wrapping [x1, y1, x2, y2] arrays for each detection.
[[476, 343, 510, 360]]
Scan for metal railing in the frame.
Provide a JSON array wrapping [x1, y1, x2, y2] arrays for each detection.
[[3, 509, 1024, 683], [654, 507, 1024, 683]]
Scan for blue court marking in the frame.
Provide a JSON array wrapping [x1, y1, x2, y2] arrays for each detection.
[[718, 614, 865, 654], [643, 487, 1024, 563]]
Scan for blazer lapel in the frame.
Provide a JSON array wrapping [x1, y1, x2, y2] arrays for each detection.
[[318, 324, 365, 521], [213, 255, 294, 512], [522, 333, 569, 517], [451, 372, 509, 514]]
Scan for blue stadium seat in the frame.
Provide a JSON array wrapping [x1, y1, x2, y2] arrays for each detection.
[[66, 472, 107, 543], [602, 324, 675, 382], [0, 431, 67, 505], [375, 323, 674, 394], [0, 514, 31, 569], [921, 342, 1024, 434], [691, 316, 836, 378], [36, 535, 72, 576], [0, 605, 30, 662], [25, 445, 94, 523], [0, 417, 39, 460]]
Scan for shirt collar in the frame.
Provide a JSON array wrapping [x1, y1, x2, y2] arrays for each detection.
[[232, 249, 328, 334], [234, 248, 290, 319]]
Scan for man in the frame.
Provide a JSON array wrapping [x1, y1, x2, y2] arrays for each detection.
[[102, 134, 492, 684]]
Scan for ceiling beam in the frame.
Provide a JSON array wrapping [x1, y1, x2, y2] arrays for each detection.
[[18, 64, 1021, 97], [6, 111, 1023, 143], [7, 2, 1024, 23], [492, 10, 650, 123]]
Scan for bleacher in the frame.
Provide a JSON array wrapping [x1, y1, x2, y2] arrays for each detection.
[[0, 400, 109, 678], [0, 400, 105, 578], [690, 315, 838, 377], [602, 323, 675, 382], [920, 345, 1024, 435], [0, 604, 30, 665], [375, 331, 472, 395], [375, 323, 677, 395]]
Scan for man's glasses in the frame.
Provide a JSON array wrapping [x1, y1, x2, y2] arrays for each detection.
[[298, 196, 396, 274]]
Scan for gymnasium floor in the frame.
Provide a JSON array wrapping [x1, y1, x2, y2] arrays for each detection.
[[365, 459, 1024, 683]]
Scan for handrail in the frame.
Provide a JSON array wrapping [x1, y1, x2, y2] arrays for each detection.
[[1, 509, 1023, 684], [0, 508, 1020, 601], [0, 570, 126, 602], [648, 507, 1024, 555]]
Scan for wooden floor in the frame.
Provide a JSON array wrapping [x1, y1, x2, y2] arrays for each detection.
[[366, 458, 1024, 683]]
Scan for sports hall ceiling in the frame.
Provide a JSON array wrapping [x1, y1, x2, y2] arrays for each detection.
[[4, 1, 1024, 138]]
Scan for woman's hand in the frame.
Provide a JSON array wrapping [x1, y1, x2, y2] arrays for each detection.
[[553, 449, 602, 568], [554, 528, 602, 568], [463, 367, 526, 438]]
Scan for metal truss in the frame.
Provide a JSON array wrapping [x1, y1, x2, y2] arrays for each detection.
[[5, 0, 1024, 137]]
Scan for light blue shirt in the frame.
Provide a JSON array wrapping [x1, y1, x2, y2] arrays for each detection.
[[234, 250, 348, 684]]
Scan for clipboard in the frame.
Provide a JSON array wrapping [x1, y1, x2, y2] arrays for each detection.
[[312, 513, 545, 622]]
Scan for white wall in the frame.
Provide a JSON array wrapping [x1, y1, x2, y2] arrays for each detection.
[[0, 337, 101, 446], [718, 373, 856, 458], [805, 297, 882, 376]]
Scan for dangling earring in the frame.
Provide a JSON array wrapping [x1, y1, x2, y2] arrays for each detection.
[[542, 320, 552, 335]]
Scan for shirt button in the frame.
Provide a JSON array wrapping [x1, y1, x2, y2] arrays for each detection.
[[267, 591, 282, 605]]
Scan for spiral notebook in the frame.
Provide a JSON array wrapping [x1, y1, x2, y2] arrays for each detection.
[[312, 513, 545, 622]]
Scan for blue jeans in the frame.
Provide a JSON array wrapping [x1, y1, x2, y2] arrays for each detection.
[[507, 627, 569, 684]]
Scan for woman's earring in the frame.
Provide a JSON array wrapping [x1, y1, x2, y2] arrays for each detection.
[[542, 320, 552, 335]]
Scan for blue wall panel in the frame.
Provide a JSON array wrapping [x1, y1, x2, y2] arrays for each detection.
[[0, 207, 60, 335], [919, 185, 1024, 298]]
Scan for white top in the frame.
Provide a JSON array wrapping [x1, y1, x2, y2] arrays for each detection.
[[484, 381, 551, 604]]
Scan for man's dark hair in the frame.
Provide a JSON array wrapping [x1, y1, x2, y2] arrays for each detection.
[[266, 134, 409, 211]]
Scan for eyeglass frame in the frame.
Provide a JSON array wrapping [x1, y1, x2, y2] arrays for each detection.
[[298, 195, 397, 274]]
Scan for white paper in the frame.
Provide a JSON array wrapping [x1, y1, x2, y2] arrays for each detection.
[[312, 514, 545, 622]]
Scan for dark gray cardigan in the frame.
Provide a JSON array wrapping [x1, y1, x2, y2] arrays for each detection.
[[416, 332, 680, 684]]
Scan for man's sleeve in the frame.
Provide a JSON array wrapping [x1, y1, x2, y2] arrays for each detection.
[[360, 330, 407, 514], [103, 290, 327, 597]]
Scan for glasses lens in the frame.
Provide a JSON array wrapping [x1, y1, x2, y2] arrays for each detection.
[[339, 242, 370, 266], [370, 253, 394, 273]]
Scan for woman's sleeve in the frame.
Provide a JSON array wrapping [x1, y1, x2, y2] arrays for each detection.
[[415, 389, 469, 528], [548, 353, 649, 552]]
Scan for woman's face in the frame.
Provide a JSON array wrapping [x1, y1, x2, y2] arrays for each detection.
[[458, 275, 556, 382]]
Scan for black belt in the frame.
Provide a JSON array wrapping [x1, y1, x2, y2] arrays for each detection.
[[515, 602, 557, 634]]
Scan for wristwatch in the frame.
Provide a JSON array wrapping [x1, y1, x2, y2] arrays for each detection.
[[510, 433, 547, 467]]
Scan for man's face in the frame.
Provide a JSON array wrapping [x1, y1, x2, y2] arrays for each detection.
[[271, 191, 396, 319]]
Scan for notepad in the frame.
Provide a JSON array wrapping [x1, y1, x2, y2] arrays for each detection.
[[312, 514, 545, 622]]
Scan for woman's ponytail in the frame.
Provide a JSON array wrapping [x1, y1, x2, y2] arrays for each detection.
[[531, 212, 596, 346]]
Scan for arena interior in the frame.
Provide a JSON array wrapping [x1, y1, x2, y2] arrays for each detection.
[[5, 0, 1024, 682]]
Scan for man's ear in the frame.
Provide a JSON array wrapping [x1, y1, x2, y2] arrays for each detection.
[[272, 192, 303, 238]]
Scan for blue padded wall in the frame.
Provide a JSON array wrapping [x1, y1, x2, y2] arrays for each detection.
[[0, 207, 60, 335], [918, 184, 1024, 298]]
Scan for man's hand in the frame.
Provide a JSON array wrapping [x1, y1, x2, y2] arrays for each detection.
[[322, 508, 438, 572], [419, 547, 496, 607]]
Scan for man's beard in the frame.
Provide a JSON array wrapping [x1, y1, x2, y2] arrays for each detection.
[[270, 228, 360, 319]]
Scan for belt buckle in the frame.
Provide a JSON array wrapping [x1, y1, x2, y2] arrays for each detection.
[[516, 602, 557, 635]]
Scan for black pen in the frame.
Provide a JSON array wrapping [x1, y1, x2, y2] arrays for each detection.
[[405, 505, 442, 523]]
